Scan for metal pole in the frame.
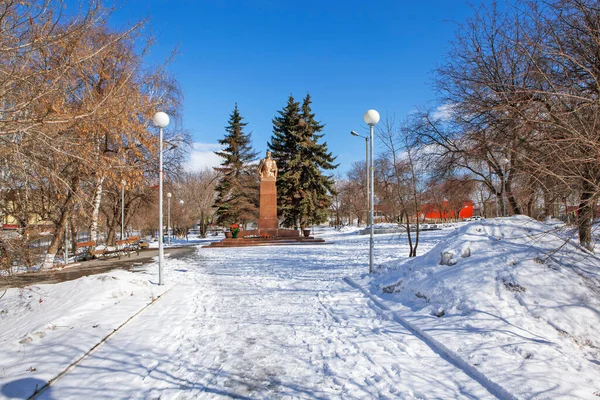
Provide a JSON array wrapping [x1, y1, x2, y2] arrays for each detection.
[[365, 137, 370, 227], [121, 183, 125, 240], [369, 125, 375, 274], [167, 196, 171, 246], [65, 220, 69, 265], [184, 204, 188, 241], [495, 173, 499, 218], [503, 165, 507, 217], [158, 127, 164, 285]]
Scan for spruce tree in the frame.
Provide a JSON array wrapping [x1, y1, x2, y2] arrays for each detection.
[[296, 93, 338, 227], [268, 95, 302, 227], [213, 104, 259, 227], [268, 94, 338, 229]]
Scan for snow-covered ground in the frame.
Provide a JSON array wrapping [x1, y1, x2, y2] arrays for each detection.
[[363, 216, 600, 399], [1, 218, 599, 399]]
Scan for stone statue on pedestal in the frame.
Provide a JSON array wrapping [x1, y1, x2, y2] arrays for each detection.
[[258, 150, 277, 180]]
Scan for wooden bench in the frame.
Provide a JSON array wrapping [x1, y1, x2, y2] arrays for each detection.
[[75, 241, 103, 260], [102, 236, 142, 259], [75, 236, 143, 260], [75, 240, 95, 252]]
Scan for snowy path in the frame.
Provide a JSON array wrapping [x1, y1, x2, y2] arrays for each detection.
[[37, 233, 494, 399]]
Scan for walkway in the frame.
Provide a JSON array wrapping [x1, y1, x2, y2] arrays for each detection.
[[37, 237, 494, 399]]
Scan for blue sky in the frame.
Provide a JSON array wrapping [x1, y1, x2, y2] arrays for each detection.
[[106, 0, 483, 175]]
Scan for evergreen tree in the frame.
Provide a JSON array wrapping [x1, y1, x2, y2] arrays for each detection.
[[296, 94, 338, 227], [268, 95, 302, 227], [213, 104, 259, 227], [268, 94, 338, 228]]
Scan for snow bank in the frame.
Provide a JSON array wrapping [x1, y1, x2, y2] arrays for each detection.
[[0, 266, 172, 399], [369, 215, 600, 398]]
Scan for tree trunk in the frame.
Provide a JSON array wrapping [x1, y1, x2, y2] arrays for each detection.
[[505, 175, 521, 214], [42, 180, 79, 269], [106, 211, 119, 245], [578, 181, 594, 252], [90, 176, 105, 243], [70, 218, 77, 255], [107, 221, 117, 245], [412, 212, 420, 258], [543, 190, 556, 219], [404, 210, 414, 257], [527, 198, 535, 218], [199, 211, 207, 238]]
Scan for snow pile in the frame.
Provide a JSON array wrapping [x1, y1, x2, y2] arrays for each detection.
[[0, 264, 175, 399], [371, 215, 600, 398], [312, 225, 363, 237]]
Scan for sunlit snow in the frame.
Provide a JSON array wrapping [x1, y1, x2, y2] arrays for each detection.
[[1, 217, 599, 399]]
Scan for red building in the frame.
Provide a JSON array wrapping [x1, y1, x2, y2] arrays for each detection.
[[422, 200, 474, 221]]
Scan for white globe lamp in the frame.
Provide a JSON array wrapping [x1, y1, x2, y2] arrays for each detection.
[[153, 111, 170, 128], [364, 109, 380, 126]]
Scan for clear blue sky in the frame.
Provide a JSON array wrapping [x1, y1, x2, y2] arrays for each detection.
[[106, 0, 483, 174]]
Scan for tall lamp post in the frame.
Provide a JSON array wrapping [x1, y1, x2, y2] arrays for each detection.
[[167, 192, 172, 246], [351, 130, 370, 227], [364, 109, 380, 273], [65, 220, 69, 266], [501, 157, 509, 217], [495, 172, 499, 218], [121, 180, 126, 240], [153, 111, 169, 285], [180, 199, 187, 241]]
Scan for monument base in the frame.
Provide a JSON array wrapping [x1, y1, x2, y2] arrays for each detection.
[[203, 235, 326, 248], [238, 228, 299, 238]]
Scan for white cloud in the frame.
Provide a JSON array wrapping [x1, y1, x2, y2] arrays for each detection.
[[432, 103, 456, 121], [183, 142, 224, 172]]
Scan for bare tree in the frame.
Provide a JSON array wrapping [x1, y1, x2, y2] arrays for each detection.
[[174, 169, 219, 238], [378, 116, 426, 257], [0, 1, 185, 267]]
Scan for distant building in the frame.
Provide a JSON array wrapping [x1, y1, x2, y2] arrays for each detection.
[[1, 190, 46, 232], [422, 200, 474, 220]]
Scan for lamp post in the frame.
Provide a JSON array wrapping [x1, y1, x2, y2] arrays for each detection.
[[153, 111, 169, 285], [167, 192, 172, 246], [180, 199, 187, 241], [65, 220, 69, 266], [494, 172, 499, 218], [121, 180, 126, 240], [351, 130, 370, 227], [364, 109, 380, 274], [501, 157, 509, 217]]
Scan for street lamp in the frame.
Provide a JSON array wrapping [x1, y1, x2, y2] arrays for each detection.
[[180, 199, 187, 241], [153, 111, 169, 285], [121, 180, 126, 240], [501, 157, 509, 217], [364, 109, 380, 274], [495, 173, 499, 218], [65, 220, 69, 266], [351, 131, 370, 227], [167, 192, 172, 246]]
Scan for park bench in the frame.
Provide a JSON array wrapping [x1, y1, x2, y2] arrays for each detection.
[[74, 240, 105, 260], [75, 236, 143, 260], [102, 236, 142, 259]]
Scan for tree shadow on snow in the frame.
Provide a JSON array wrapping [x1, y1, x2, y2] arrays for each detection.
[[1, 377, 52, 400]]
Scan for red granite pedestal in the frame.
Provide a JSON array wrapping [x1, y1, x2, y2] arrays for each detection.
[[257, 179, 285, 236]]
